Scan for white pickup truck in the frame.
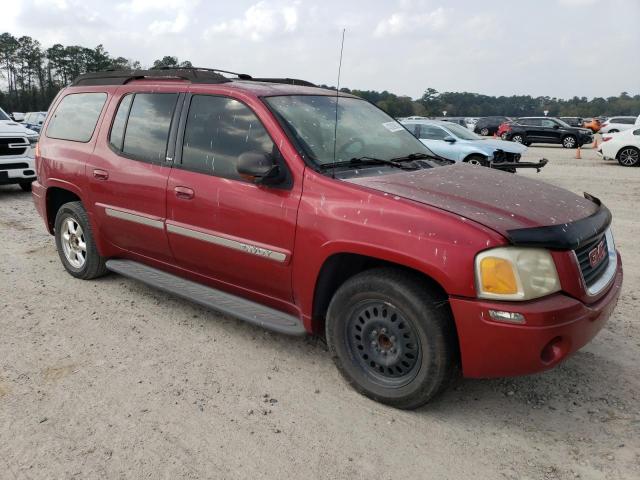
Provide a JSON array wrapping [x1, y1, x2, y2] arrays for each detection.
[[1, 107, 39, 191]]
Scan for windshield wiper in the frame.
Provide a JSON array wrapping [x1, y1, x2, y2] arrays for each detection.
[[319, 156, 418, 171], [390, 152, 437, 162]]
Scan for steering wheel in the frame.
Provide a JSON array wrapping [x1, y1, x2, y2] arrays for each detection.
[[337, 137, 365, 159]]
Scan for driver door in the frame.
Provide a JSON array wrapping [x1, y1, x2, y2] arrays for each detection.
[[416, 124, 458, 160], [165, 94, 301, 302]]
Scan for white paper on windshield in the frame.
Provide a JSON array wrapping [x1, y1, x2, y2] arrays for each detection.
[[382, 122, 404, 132]]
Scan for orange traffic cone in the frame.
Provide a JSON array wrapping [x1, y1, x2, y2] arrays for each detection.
[[575, 145, 581, 159]]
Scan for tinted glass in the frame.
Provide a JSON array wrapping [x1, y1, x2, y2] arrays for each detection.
[[0, 108, 10, 121], [633, 129, 640, 136], [182, 95, 274, 180], [122, 93, 177, 163], [619, 118, 634, 124], [46, 93, 107, 142], [419, 125, 448, 140], [522, 118, 539, 126], [109, 94, 133, 151]]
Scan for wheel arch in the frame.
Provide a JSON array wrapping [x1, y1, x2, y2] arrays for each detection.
[[45, 185, 83, 234], [311, 252, 450, 337]]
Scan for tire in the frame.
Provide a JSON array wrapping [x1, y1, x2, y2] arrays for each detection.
[[19, 181, 33, 192], [562, 135, 577, 148], [463, 154, 488, 167], [511, 134, 525, 144], [617, 146, 640, 167], [500, 132, 508, 140], [608, 129, 619, 133], [54, 201, 109, 280], [479, 127, 490, 136], [326, 268, 458, 409]]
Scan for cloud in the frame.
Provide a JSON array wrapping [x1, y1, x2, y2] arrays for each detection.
[[558, 0, 597, 5], [374, 7, 447, 37], [148, 11, 189, 34], [205, 1, 300, 41]]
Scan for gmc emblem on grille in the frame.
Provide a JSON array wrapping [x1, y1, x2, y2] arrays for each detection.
[[588, 240, 606, 267]]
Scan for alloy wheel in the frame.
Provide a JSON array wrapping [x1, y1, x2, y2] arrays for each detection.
[[512, 135, 524, 144], [563, 136, 576, 148], [619, 148, 639, 166], [61, 216, 87, 268]]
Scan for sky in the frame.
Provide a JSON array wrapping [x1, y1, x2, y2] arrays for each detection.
[[3, 0, 640, 100]]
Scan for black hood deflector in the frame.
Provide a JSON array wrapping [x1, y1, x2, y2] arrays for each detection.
[[506, 193, 611, 250]]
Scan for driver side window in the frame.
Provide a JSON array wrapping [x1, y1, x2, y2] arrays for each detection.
[[180, 95, 276, 181], [418, 125, 448, 140], [541, 119, 556, 128]]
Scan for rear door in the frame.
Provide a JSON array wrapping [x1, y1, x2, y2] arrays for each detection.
[[87, 88, 182, 263], [165, 93, 300, 302], [521, 118, 544, 141]]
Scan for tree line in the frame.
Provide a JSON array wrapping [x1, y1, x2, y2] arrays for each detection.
[[1, 32, 638, 118]]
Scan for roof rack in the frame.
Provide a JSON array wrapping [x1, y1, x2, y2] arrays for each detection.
[[71, 67, 316, 88]]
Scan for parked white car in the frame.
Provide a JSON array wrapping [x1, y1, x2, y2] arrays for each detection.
[[598, 127, 640, 167], [599, 116, 637, 134], [0, 107, 39, 191]]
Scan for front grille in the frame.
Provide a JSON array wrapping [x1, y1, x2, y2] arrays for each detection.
[[575, 233, 609, 287], [0, 137, 28, 157], [0, 162, 29, 171], [493, 150, 521, 163]]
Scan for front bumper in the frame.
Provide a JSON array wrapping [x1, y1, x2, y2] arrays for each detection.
[[0, 155, 36, 185], [449, 255, 622, 378], [491, 158, 548, 172]]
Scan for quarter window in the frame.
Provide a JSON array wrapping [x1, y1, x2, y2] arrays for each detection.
[[46, 92, 107, 142], [181, 95, 275, 181]]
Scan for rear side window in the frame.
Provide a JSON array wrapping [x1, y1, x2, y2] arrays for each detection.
[[109, 93, 178, 164], [46, 92, 107, 142], [180, 95, 275, 181]]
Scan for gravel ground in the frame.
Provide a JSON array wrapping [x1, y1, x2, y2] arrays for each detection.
[[1, 142, 639, 480]]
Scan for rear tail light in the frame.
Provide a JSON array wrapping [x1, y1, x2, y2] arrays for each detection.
[[601, 123, 609, 128], [602, 136, 612, 142]]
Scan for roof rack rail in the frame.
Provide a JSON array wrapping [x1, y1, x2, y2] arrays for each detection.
[[71, 68, 316, 88], [250, 78, 317, 87], [71, 67, 251, 86]]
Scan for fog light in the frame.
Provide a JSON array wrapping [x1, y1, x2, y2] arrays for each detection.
[[488, 310, 525, 324]]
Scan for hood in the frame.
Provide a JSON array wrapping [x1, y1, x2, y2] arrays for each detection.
[[345, 164, 599, 237], [0, 120, 37, 136], [463, 138, 527, 154]]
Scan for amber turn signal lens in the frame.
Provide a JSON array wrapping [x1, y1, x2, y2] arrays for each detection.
[[480, 257, 518, 295]]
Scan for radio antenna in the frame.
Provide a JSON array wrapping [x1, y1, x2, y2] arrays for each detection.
[[331, 28, 346, 179]]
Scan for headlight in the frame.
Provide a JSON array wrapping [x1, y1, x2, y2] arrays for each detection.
[[475, 247, 561, 300], [27, 135, 39, 146]]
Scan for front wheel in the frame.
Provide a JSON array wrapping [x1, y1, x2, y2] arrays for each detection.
[[326, 268, 458, 409], [54, 201, 109, 279], [608, 129, 619, 133], [618, 147, 639, 167], [464, 154, 488, 167], [562, 135, 577, 148], [479, 127, 490, 136]]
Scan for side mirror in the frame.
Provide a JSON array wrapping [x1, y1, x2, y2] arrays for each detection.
[[553, 124, 560, 129], [443, 136, 456, 143], [237, 152, 280, 184]]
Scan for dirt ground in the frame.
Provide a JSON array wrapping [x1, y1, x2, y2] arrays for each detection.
[[1, 142, 639, 480]]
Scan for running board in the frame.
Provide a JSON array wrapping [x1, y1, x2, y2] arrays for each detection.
[[105, 259, 306, 336]]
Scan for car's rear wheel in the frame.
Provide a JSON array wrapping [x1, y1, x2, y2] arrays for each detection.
[[511, 134, 525, 144], [480, 127, 490, 136], [54, 201, 109, 280], [19, 181, 32, 192], [562, 135, 577, 148], [617, 147, 639, 167], [326, 268, 458, 409], [464, 154, 488, 167], [608, 129, 619, 133], [500, 132, 508, 140]]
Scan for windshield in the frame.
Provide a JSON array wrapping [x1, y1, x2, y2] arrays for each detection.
[[441, 122, 482, 140], [265, 95, 438, 167], [0, 108, 10, 121]]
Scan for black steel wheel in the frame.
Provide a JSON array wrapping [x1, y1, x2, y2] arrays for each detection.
[[326, 268, 458, 409], [346, 300, 422, 388]]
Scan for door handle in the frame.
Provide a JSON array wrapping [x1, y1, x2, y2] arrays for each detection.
[[174, 186, 195, 200], [93, 169, 109, 180]]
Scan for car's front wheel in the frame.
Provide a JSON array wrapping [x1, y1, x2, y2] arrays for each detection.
[[479, 127, 490, 136], [608, 129, 619, 133], [464, 154, 488, 167], [326, 268, 458, 409], [562, 135, 577, 148], [54, 201, 109, 279], [617, 147, 639, 167]]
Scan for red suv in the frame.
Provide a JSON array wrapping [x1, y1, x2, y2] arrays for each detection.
[[32, 69, 622, 409]]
